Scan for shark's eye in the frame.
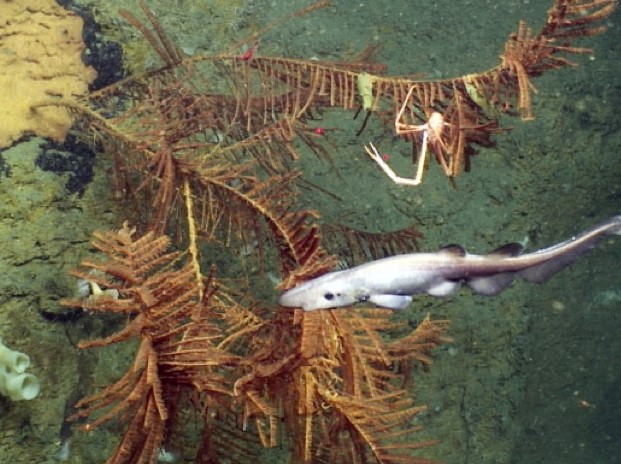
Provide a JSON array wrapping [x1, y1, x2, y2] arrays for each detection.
[[323, 292, 334, 301]]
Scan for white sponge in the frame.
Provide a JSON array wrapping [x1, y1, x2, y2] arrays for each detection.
[[0, 340, 40, 401]]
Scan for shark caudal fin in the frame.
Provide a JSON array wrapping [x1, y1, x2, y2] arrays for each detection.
[[518, 215, 621, 284]]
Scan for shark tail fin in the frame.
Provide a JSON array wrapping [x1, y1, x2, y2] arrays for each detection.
[[519, 215, 621, 283], [607, 215, 621, 235], [518, 257, 575, 283]]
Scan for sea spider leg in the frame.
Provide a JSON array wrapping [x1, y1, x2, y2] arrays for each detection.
[[365, 137, 428, 186], [395, 85, 418, 136]]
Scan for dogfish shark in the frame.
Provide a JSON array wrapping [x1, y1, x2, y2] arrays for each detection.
[[278, 215, 621, 311]]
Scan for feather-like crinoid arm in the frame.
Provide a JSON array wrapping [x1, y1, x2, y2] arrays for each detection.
[[70, 222, 174, 282], [64, 223, 248, 463], [62, 222, 223, 348], [189, 162, 337, 283], [473, 0, 618, 120], [232, 307, 451, 463], [321, 223, 423, 267], [61, 222, 182, 317]]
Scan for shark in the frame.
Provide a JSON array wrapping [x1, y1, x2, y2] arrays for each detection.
[[278, 215, 621, 311]]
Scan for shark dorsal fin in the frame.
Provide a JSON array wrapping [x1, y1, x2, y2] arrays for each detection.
[[439, 244, 466, 257], [488, 243, 523, 257]]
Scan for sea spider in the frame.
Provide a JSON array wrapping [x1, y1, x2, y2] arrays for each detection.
[[366, 85, 451, 186]]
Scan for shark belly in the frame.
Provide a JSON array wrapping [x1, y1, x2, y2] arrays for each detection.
[[356, 266, 462, 297]]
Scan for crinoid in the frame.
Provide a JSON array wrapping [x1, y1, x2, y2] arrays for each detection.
[[61, 223, 247, 463], [366, 0, 618, 182], [50, 0, 617, 463], [36, 0, 616, 200], [233, 307, 450, 463]]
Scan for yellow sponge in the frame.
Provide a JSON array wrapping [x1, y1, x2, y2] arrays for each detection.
[[0, 0, 97, 148]]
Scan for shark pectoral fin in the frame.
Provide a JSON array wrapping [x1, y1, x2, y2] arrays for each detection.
[[467, 273, 515, 295], [368, 294, 412, 310]]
